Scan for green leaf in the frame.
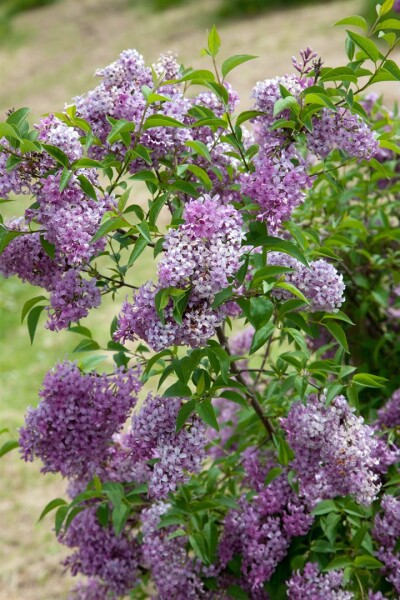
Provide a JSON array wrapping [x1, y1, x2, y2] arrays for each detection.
[[196, 399, 219, 431], [0, 439, 19, 458], [0, 122, 20, 140], [378, 18, 400, 31], [106, 119, 135, 144], [6, 107, 30, 126], [38, 498, 67, 522], [323, 556, 353, 571], [185, 140, 212, 162], [73, 339, 100, 352], [323, 321, 349, 353], [41, 143, 70, 168], [250, 322, 274, 354], [227, 585, 249, 600], [112, 503, 130, 536], [208, 25, 221, 57], [352, 373, 388, 388], [272, 434, 295, 466], [91, 217, 126, 243], [222, 54, 257, 79], [176, 399, 196, 433], [143, 115, 185, 129], [163, 381, 192, 398], [379, 0, 395, 16], [77, 174, 97, 201], [55, 505, 69, 535], [59, 168, 73, 192], [265, 467, 283, 486], [211, 286, 234, 308], [354, 555, 384, 569], [248, 297, 273, 329], [127, 236, 148, 268], [0, 225, 24, 254], [273, 96, 299, 117], [27, 305, 46, 344], [334, 15, 367, 30], [311, 499, 339, 516], [40, 235, 56, 259], [136, 221, 152, 243], [235, 110, 264, 127], [346, 31, 381, 62], [274, 281, 309, 304], [21, 295, 48, 323]]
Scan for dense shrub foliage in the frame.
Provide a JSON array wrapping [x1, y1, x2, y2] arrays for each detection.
[[1, 2, 400, 598]]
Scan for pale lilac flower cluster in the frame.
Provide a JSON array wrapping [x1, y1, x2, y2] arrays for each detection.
[[0, 225, 63, 290], [158, 195, 244, 298], [373, 494, 400, 594], [281, 394, 380, 507], [36, 114, 83, 162], [287, 563, 353, 600], [219, 448, 313, 591], [307, 109, 378, 160], [59, 507, 141, 597], [268, 251, 345, 312], [0, 138, 33, 198], [19, 361, 141, 479], [377, 388, 400, 429], [46, 268, 101, 331], [141, 503, 205, 599], [31, 171, 111, 265], [125, 395, 206, 498], [115, 281, 224, 350], [241, 145, 312, 231]]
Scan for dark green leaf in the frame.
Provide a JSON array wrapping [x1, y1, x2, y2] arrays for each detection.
[[27, 305, 46, 344], [196, 399, 219, 431], [222, 54, 257, 79]]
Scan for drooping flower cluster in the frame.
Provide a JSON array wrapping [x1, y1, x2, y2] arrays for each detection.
[[141, 503, 205, 599], [158, 195, 244, 298], [373, 494, 400, 593], [19, 361, 141, 479], [307, 109, 378, 160], [116, 195, 244, 351], [115, 281, 224, 350], [125, 394, 206, 498], [59, 507, 141, 598], [218, 448, 313, 591], [241, 145, 312, 231], [281, 394, 380, 507], [287, 562, 354, 600], [268, 251, 345, 312]]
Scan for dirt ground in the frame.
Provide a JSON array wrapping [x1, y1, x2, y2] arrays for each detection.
[[0, 0, 398, 598]]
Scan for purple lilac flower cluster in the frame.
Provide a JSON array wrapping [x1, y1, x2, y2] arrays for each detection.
[[19, 361, 141, 479], [268, 251, 345, 312], [373, 494, 400, 594], [125, 394, 206, 498], [218, 448, 313, 591], [378, 388, 400, 429], [281, 394, 380, 507], [141, 503, 205, 599], [59, 507, 141, 598], [287, 562, 353, 600], [115, 281, 224, 350], [115, 195, 243, 350], [158, 195, 244, 298]]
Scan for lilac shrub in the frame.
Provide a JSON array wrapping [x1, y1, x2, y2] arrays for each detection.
[[0, 4, 400, 599]]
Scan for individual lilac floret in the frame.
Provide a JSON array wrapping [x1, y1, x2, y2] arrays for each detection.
[[36, 114, 83, 162], [373, 494, 400, 594], [0, 221, 63, 290], [19, 361, 141, 479], [219, 449, 313, 591], [46, 269, 101, 331], [115, 281, 224, 350], [281, 394, 380, 508], [241, 145, 312, 231], [287, 562, 353, 600], [268, 251, 345, 312], [158, 195, 244, 300], [125, 395, 206, 498], [307, 108, 378, 160], [142, 503, 205, 599], [31, 172, 112, 265], [59, 508, 140, 597], [378, 388, 400, 429]]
